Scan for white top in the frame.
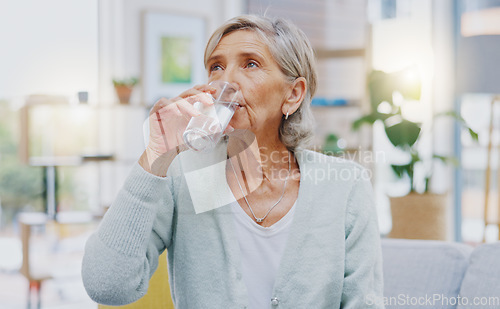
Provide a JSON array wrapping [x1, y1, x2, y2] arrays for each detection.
[[231, 200, 297, 309]]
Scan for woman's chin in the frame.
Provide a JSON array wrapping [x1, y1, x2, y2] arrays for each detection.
[[228, 117, 248, 130]]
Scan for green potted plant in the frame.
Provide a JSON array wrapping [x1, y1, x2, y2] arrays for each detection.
[[353, 68, 478, 240], [322, 133, 344, 155], [112, 77, 139, 104]]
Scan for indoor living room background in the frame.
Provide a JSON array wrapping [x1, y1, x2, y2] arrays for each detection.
[[1, 0, 500, 308]]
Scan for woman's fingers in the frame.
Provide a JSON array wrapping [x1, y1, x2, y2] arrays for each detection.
[[153, 84, 215, 115], [155, 93, 214, 120], [155, 101, 183, 117], [186, 92, 214, 106], [149, 97, 172, 115], [173, 84, 216, 101], [184, 84, 216, 97], [146, 84, 220, 155], [176, 98, 202, 117]]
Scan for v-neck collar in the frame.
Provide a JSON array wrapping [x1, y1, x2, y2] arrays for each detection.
[[213, 143, 314, 293]]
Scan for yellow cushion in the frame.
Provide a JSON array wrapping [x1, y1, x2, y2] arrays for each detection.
[[98, 252, 174, 309]]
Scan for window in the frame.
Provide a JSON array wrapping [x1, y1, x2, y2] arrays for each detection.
[[0, 0, 99, 227]]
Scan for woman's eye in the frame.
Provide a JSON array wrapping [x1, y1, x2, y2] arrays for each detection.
[[210, 64, 223, 71], [246, 61, 258, 68]]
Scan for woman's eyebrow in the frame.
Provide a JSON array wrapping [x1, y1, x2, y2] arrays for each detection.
[[207, 54, 224, 64], [207, 51, 266, 65], [239, 51, 265, 62]]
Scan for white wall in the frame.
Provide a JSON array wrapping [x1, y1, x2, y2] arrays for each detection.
[[431, 0, 456, 193], [0, 0, 98, 102], [431, 0, 462, 241]]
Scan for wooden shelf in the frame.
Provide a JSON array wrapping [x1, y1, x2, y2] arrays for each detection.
[[314, 48, 366, 59], [311, 102, 362, 109]]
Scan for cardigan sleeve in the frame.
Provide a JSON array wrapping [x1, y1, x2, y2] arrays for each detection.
[[82, 162, 177, 306], [341, 173, 385, 309]]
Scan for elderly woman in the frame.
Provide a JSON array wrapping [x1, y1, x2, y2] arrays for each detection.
[[82, 15, 384, 308]]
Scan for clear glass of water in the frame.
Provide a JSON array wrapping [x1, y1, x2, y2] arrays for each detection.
[[183, 81, 241, 152]]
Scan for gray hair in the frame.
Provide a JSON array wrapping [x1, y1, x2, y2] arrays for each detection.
[[204, 15, 317, 150]]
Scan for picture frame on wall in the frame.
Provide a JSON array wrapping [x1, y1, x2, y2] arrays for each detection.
[[142, 11, 207, 106]]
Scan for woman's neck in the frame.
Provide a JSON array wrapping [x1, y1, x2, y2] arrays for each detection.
[[258, 140, 290, 181], [227, 130, 292, 185]]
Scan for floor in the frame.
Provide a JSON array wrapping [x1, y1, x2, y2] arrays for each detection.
[[0, 271, 96, 309], [0, 226, 97, 309]]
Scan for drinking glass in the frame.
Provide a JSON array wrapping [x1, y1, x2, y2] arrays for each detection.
[[183, 81, 241, 152]]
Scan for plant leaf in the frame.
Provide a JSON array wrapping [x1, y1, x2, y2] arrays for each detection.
[[385, 119, 421, 148], [368, 69, 422, 110], [410, 151, 421, 164], [391, 164, 412, 179], [368, 71, 395, 108], [322, 134, 342, 155], [433, 154, 460, 166], [352, 113, 389, 130], [468, 128, 479, 141], [435, 110, 479, 141], [352, 114, 377, 131]]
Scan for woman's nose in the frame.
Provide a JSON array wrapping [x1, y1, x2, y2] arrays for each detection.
[[218, 66, 238, 85]]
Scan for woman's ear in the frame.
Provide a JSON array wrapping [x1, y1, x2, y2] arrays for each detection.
[[282, 77, 307, 116]]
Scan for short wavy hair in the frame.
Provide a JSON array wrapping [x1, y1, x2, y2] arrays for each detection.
[[204, 15, 317, 150]]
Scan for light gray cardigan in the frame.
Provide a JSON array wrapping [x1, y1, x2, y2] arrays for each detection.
[[82, 141, 384, 308]]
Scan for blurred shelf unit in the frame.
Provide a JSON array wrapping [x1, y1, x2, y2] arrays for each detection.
[[19, 95, 149, 215], [19, 96, 148, 166], [314, 47, 369, 109]]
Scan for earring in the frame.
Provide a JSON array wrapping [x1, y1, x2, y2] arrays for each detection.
[[285, 112, 289, 120]]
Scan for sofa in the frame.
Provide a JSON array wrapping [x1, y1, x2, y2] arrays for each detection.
[[381, 238, 500, 309]]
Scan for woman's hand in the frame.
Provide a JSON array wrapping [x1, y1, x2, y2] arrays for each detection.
[[139, 84, 216, 176]]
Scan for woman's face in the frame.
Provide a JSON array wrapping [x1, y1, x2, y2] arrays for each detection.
[[206, 30, 291, 138]]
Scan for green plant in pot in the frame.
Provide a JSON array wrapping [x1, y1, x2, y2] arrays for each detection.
[[353, 68, 478, 240], [322, 133, 344, 156], [113, 77, 139, 104]]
